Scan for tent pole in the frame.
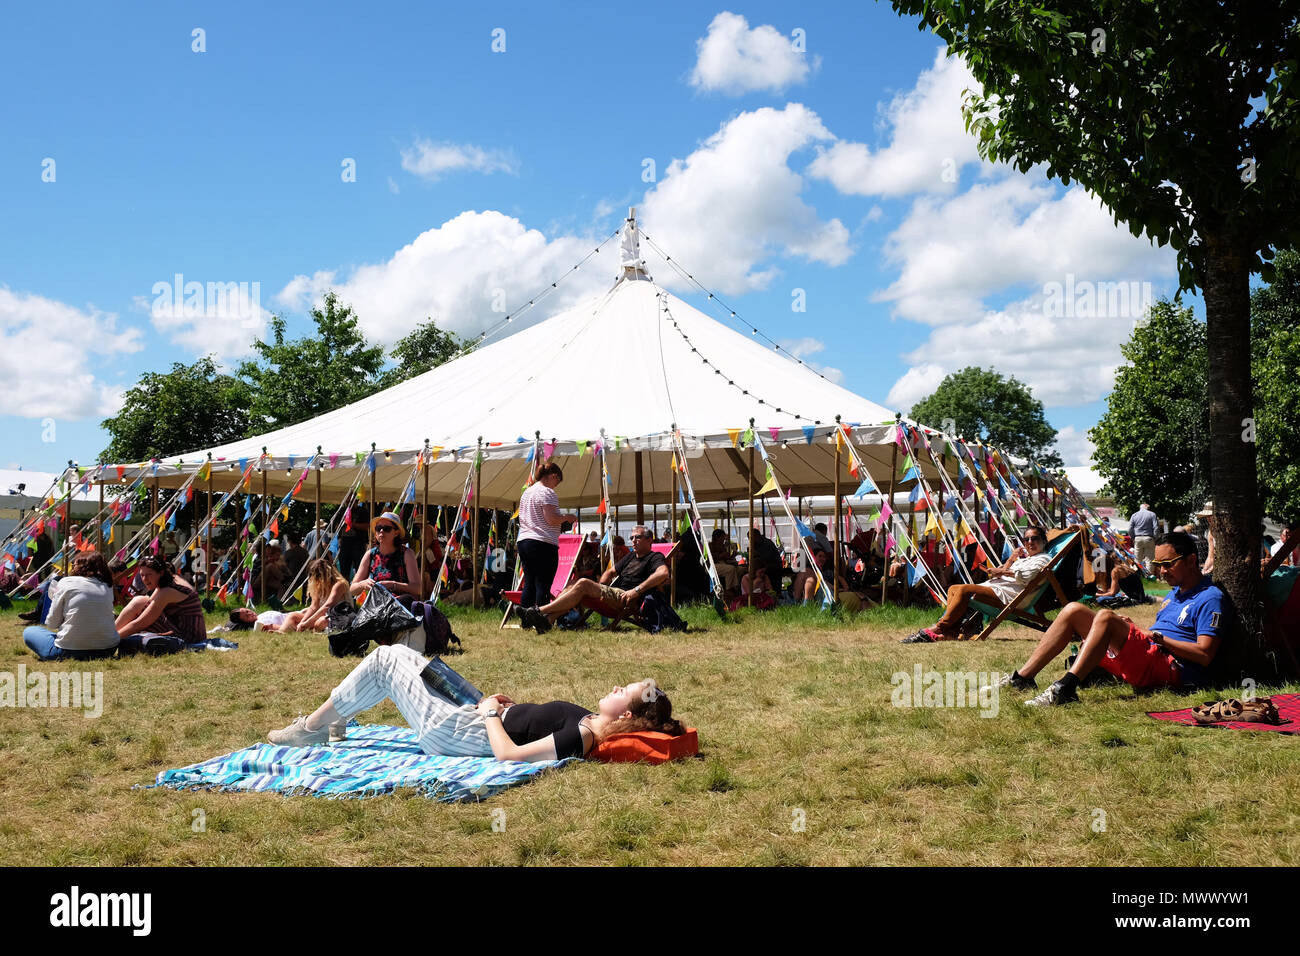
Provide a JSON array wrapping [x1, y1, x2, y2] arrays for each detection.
[[652, 504, 657, 538], [834, 416, 843, 604], [206, 454, 214, 592], [368, 442, 377, 544], [635, 452, 645, 525], [882, 414, 900, 605], [747, 418, 755, 609], [313, 448, 322, 561], [472, 437, 482, 609], [260, 453, 268, 606], [97, 476, 105, 557], [670, 463, 678, 607], [420, 440, 430, 596], [149, 477, 159, 558]]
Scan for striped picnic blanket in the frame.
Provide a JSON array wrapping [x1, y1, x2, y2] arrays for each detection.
[[150, 723, 574, 801]]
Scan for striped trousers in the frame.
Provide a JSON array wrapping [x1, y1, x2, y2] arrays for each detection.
[[329, 643, 493, 757]]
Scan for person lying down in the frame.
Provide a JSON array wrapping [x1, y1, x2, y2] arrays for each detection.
[[267, 643, 686, 762]]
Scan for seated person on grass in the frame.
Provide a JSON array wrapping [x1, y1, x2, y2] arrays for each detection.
[[267, 642, 685, 760], [519, 525, 668, 633], [901, 525, 1051, 643], [995, 532, 1225, 706]]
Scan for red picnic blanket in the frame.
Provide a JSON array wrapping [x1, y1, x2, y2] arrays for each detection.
[[1148, 693, 1300, 734]]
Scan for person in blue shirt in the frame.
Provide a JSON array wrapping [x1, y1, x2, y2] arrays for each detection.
[[990, 532, 1226, 705]]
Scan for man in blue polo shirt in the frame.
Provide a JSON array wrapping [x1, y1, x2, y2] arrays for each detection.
[[990, 532, 1226, 705]]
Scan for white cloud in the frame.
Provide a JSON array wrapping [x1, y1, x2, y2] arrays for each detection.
[[885, 363, 946, 411], [276, 210, 614, 345], [1053, 425, 1095, 468], [808, 49, 984, 197], [690, 12, 818, 95], [640, 104, 851, 295], [400, 140, 519, 182], [776, 336, 843, 383], [0, 287, 142, 419], [138, 277, 272, 363]]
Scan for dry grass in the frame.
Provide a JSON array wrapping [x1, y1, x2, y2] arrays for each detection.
[[2, 595, 1298, 866]]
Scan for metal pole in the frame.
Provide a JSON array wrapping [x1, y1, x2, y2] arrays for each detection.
[[882, 415, 900, 604], [670, 463, 678, 607], [368, 441, 377, 540], [834, 417, 842, 603], [205, 454, 214, 591], [61, 461, 74, 574], [420, 440, 430, 596], [260, 451, 268, 605], [472, 437, 482, 608], [97, 474, 105, 556], [314, 448, 322, 560], [635, 451, 645, 525], [747, 418, 755, 609]]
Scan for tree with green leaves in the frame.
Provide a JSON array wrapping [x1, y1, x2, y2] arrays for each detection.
[[1089, 301, 1210, 521], [910, 366, 1062, 468], [887, 0, 1300, 674], [1251, 249, 1300, 527], [101, 357, 252, 463], [379, 317, 464, 389], [237, 291, 387, 433]]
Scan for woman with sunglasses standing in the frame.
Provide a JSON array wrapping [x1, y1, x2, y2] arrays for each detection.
[[352, 510, 421, 606], [901, 525, 1052, 643]]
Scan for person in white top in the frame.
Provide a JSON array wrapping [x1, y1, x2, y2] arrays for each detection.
[[22, 552, 120, 660], [515, 462, 578, 609], [902, 526, 1053, 642]]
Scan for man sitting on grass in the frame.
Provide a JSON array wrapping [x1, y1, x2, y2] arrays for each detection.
[[995, 532, 1226, 706], [520, 525, 668, 634]]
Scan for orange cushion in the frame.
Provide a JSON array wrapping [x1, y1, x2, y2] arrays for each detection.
[[590, 728, 699, 764]]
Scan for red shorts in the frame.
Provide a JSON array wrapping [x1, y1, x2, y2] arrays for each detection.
[[1097, 623, 1183, 688]]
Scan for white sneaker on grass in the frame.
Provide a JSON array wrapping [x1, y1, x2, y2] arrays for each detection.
[[1023, 681, 1079, 707]]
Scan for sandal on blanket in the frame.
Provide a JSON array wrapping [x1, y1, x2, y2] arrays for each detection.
[[1240, 697, 1281, 724], [1191, 698, 1244, 724], [1190, 697, 1281, 725]]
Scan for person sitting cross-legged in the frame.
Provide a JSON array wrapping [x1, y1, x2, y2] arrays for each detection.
[[519, 525, 668, 634], [996, 532, 1226, 706], [901, 526, 1051, 643]]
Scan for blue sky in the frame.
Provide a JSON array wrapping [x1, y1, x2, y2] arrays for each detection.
[[0, 1, 1189, 474]]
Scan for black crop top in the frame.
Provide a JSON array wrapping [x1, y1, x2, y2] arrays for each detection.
[[501, 701, 592, 759]]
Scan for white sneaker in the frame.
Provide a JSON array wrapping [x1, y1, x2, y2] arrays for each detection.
[[268, 715, 329, 746], [1023, 681, 1079, 707]]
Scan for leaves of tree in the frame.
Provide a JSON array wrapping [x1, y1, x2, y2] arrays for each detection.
[[910, 366, 1062, 467]]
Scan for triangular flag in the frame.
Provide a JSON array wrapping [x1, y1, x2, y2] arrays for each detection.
[[802, 426, 815, 445], [727, 428, 741, 448], [853, 477, 876, 497]]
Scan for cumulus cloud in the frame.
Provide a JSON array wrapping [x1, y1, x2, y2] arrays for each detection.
[[1053, 425, 1095, 469], [690, 12, 818, 95], [400, 140, 519, 182], [808, 50, 985, 197], [640, 104, 851, 295], [0, 287, 142, 419], [776, 336, 843, 383], [276, 210, 615, 345], [885, 363, 947, 412]]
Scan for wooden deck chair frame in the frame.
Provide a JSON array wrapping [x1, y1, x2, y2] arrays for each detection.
[[966, 528, 1085, 641], [500, 533, 586, 629]]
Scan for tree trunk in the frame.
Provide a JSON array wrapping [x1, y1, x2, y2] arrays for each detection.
[[1202, 228, 1275, 680]]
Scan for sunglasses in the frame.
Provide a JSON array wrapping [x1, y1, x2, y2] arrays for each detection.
[[1023, 536, 1045, 544], [375, 525, 399, 534], [1151, 554, 1191, 570], [629, 533, 650, 540]]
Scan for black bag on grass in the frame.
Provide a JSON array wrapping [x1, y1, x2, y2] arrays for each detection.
[[326, 585, 418, 658]]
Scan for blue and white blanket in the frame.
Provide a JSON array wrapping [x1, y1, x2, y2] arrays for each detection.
[[150, 723, 573, 802]]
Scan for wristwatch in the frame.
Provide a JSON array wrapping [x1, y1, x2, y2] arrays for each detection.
[[485, 709, 500, 719]]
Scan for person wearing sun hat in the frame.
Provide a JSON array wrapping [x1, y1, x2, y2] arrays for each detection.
[[351, 510, 421, 606]]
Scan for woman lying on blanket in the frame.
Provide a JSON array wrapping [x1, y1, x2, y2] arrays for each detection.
[[267, 642, 685, 761], [229, 559, 352, 633]]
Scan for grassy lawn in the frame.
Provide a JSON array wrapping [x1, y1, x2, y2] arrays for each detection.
[[2, 594, 1298, 866]]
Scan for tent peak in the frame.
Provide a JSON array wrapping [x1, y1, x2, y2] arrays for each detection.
[[618, 207, 651, 282]]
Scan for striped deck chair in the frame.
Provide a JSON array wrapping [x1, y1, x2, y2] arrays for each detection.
[[966, 528, 1085, 641]]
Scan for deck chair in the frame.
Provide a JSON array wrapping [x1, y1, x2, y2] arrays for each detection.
[[573, 541, 683, 632], [966, 528, 1085, 641], [499, 533, 586, 629]]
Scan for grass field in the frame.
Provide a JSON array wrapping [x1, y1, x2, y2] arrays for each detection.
[[2, 594, 1298, 866]]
